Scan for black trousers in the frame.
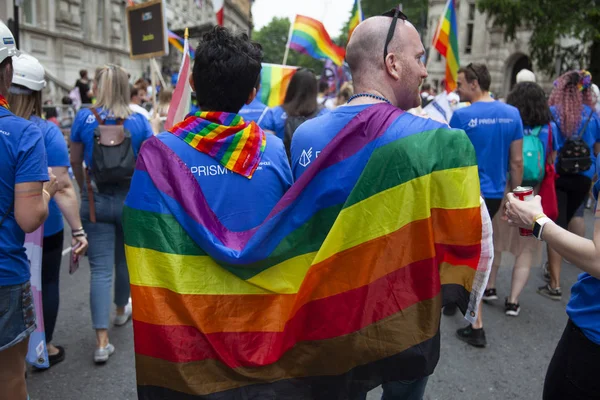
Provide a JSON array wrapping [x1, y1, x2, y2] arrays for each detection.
[[484, 198, 502, 219], [42, 230, 64, 344], [543, 320, 600, 400], [555, 175, 591, 229]]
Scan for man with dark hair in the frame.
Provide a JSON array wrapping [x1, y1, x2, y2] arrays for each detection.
[[448, 63, 524, 346], [129, 85, 150, 119], [124, 26, 292, 397], [75, 69, 92, 104]]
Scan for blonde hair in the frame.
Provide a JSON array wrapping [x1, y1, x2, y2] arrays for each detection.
[[8, 89, 42, 120], [94, 64, 132, 119], [336, 82, 354, 107], [157, 88, 173, 117]]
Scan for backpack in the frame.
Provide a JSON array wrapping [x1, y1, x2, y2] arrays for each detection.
[[283, 107, 323, 162], [89, 108, 135, 190], [522, 126, 545, 185], [556, 110, 594, 175]]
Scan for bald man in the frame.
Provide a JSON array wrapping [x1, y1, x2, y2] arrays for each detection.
[[290, 10, 492, 400]]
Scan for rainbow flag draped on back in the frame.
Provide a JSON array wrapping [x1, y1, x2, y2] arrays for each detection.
[[168, 30, 196, 59], [257, 63, 297, 108], [124, 103, 491, 399], [289, 15, 346, 66], [432, 0, 460, 92], [348, 0, 363, 40]]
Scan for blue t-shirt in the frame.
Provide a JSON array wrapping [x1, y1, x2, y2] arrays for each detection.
[[70, 108, 154, 167], [567, 273, 600, 345], [30, 116, 71, 237], [450, 101, 524, 199], [0, 107, 49, 285], [156, 132, 292, 231], [259, 106, 329, 140], [552, 105, 600, 179], [239, 98, 269, 125]]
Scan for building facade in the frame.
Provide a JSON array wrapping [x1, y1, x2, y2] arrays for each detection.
[[0, 0, 252, 100], [425, 0, 553, 98]]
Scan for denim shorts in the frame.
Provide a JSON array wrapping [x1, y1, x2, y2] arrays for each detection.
[[0, 281, 36, 351]]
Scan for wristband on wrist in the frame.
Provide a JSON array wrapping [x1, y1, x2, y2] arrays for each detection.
[[531, 213, 547, 230]]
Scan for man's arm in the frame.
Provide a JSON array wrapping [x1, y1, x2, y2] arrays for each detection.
[[509, 139, 524, 190], [70, 142, 85, 191], [52, 166, 83, 230]]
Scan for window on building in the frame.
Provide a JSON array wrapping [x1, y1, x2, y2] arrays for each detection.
[[97, 0, 105, 41], [22, 0, 36, 25], [436, 51, 442, 62], [465, 3, 475, 54]]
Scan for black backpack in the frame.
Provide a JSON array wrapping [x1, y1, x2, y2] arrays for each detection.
[[283, 107, 323, 162], [556, 110, 594, 175], [90, 109, 135, 190]]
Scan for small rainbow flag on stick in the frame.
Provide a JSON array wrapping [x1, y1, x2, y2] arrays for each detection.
[[257, 63, 297, 108], [287, 15, 346, 66], [168, 30, 196, 59], [348, 0, 363, 40], [432, 0, 460, 92]]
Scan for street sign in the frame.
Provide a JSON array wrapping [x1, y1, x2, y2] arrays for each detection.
[[126, 0, 169, 60]]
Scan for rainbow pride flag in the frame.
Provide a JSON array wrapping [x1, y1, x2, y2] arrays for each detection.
[[432, 0, 460, 92], [289, 15, 346, 66], [168, 30, 196, 59], [348, 0, 363, 40], [257, 63, 297, 108], [124, 103, 491, 398]]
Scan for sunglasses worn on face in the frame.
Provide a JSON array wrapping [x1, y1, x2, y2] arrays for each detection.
[[382, 7, 409, 65]]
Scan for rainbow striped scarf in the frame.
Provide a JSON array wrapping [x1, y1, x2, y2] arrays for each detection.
[[169, 111, 266, 179], [0, 94, 9, 110]]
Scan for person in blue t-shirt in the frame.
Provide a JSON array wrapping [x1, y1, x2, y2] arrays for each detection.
[[505, 154, 600, 399], [483, 81, 559, 318], [0, 21, 59, 399], [540, 70, 600, 301], [8, 53, 88, 368], [259, 69, 329, 154], [70, 64, 153, 364], [239, 80, 269, 125], [449, 63, 524, 346]]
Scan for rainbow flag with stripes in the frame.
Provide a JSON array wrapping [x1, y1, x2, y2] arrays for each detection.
[[432, 0, 460, 92], [124, 103, 491, 398], [289, 15, 346, 66], [168, 30, 196, 59], [257, 63, 297, 108], [348, 0, 363, 40]]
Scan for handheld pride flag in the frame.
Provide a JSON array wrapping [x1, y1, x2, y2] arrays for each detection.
[[257, 63, 298, 108], [348, 0, 363, 40], [168, 30, 196, 59], [432, 0, 460, 92], [165, 28, 192, 130], [124, 103, 491, 398], [288, 15, 346, 66]]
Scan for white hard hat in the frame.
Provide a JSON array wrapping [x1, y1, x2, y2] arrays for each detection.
[[516, 69, 536, 83], [0, 20, 17, 64], [12, 53, 46, 91]]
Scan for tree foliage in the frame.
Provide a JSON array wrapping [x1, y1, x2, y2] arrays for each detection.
[[252, 17, 327, 71], [477, 0, 600, 80]]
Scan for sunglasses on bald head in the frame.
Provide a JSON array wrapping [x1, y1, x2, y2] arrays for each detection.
[[381, 6, 409, 65]]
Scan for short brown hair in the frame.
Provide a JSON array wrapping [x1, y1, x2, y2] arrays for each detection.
[[79, 69, 88, 79], [458, 63, 491, 91]]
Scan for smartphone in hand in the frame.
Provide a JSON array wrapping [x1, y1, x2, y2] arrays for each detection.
[[69, 242, 83, 275]]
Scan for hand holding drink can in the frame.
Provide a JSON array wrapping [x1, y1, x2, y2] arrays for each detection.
[[513, 186, 534, 236]]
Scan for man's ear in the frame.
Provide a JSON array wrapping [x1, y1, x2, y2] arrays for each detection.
[[385, 53, 401, 81], [246, 87, 257, 105], [188, 75, 195, 92]]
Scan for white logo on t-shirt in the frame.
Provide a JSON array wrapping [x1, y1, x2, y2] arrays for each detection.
[[86, 115, 96, 124], [468, 118, 478, 128], [0, 129, 9, 136], [299, 148, 313, 167]]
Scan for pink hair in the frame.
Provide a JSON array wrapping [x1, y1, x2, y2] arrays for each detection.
[[548, 70, 594, 138]]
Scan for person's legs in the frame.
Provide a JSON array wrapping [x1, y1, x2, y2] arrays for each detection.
[[508, 250, 533, 305], [41, 230, 64, 357], [0, 282, 36, 400], [381, 376, 429, 400], [113, 217, 130, 317]]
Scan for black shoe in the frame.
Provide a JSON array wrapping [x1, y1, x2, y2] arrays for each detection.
[[443, 304, 457, 316], [482, 288, 498, 301], [504, 298, 521, 317], [456, 325, 487, 347], [34, 346, 66, 371]]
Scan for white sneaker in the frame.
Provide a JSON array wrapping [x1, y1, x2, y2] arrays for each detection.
[[94, 343, 115, 363], [114, 298, 132, 326]]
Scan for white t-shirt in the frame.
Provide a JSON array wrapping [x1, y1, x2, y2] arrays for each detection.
[[130, 103, 150, 119]]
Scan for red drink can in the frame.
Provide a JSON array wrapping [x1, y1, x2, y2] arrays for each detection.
[[513, 186, 534, 236]]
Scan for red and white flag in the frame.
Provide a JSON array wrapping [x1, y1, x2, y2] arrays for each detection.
[[165, 31, 192, 130], [213, 0, 224, 26]]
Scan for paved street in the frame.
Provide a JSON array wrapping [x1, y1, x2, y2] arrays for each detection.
[[27, 211, 593, 400]]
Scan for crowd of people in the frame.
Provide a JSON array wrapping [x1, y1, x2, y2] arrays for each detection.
[[0, 6, 599, 399]]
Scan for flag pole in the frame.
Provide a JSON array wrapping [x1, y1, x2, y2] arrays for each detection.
[[282, 16, 295, 66]]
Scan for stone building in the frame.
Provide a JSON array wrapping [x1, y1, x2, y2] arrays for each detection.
[[0, 0, 252, 100], [425, 0, 553, 97]]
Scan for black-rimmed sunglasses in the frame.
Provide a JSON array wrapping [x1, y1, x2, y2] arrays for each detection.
[[382, 7, 409, 65]]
